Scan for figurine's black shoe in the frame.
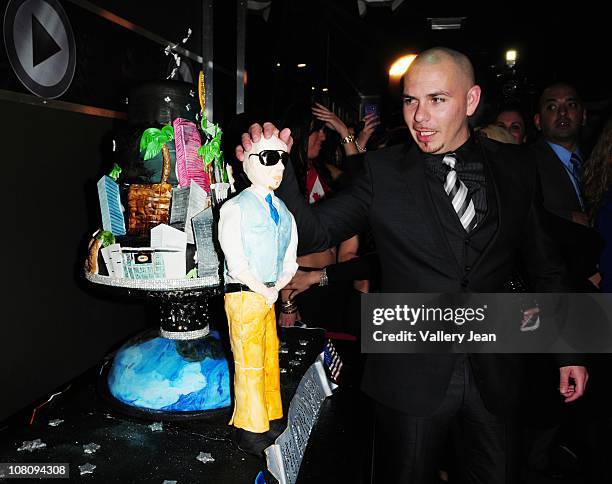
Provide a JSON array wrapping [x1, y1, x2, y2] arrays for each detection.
[[266, 419, 286, 440], [234, 428, 275, 457]]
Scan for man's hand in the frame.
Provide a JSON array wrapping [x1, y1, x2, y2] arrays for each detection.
[[559, 365, 588, 403], [356, 113, 381, 148], [279, 310, 300, 327], [570, 211, 589, 226], [235, 122, 293, 162], [283, 270, 322, 297]]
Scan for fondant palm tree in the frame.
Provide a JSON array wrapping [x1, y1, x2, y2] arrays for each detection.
[[140, 124, 174, 160]]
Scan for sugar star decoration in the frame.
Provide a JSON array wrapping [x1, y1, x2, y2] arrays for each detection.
[[48, 419, 64, 427], [83, 443, 101, 454], [78, 463, 96, 475], [196, 452, 215, 464], [149, 422, 163, 432], [17, 439, 46, 452]]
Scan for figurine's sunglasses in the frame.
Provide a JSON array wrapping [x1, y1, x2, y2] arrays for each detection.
[[249, 150, 289, 166]]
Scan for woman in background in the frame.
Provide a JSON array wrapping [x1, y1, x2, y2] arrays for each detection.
[[279, 102, 370, 331], [584, 116, 612, 291]]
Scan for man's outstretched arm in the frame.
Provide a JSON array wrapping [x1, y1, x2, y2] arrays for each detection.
[[236, 122, 372, 255]]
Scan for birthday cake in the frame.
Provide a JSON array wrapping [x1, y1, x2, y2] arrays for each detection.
[[85, 76, 233, 286], [84, 77, 234, 415]]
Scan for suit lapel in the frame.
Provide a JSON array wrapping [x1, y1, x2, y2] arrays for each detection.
[[399, 144, 462, 278]]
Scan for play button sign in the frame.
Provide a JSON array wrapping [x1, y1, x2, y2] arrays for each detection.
[[4, 0, 76, 99]]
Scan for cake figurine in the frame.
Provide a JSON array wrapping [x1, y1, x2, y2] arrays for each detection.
[[218, 133, 298, 456]]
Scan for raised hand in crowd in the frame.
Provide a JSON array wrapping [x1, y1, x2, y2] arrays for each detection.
[[356, 112, 381, 152], [311, 103, 359, 156]]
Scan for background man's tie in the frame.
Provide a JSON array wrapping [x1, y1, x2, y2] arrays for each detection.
[[265, 193, 280, 225], [442, 153, 477, 232], [569, 152, 585, 210]]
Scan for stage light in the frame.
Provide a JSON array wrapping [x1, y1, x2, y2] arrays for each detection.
[[505, 49, 517, 67], [297, 63, 307, 68], [276, 62, 281, 67], [389, 54, 416, 78], [311, 86, 316, 90], [322, 87, 329, 92]]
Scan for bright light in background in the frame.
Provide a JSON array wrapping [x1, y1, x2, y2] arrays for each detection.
[[276, 62, 281, 67], [322, 87, 329, 92], [297, 63, 307, 68], [311, 86, 315, 90], [389, 54, 417, 78], [505, 49, 517, 67]]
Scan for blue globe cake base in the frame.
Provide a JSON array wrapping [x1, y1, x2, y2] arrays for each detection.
[[103, 328, 231, 420]]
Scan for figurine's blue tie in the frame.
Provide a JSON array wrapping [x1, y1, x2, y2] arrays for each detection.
[[265, 194, 279, 225]]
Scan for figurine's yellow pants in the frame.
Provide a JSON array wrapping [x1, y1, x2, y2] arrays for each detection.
[[224, 291, 282, 433]]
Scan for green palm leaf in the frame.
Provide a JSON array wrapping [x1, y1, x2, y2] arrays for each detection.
[[140, 125, 174, 161]]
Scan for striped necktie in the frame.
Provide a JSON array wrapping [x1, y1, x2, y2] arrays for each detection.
[[442, 153, 477, 232]]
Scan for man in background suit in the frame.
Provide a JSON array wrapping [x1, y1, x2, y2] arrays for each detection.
[[527, 83, 607, 481], [531, 82, 602, 290], [237, 48, 588, 483]]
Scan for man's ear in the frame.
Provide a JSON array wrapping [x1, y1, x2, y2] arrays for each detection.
[[533, 113, 541, 131], [466, 85, 481, 116]]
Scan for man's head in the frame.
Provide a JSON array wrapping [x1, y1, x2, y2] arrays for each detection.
[[534, 82, 586, 150], [402, 47, 481, 154], [243, 133, 288, 191], [495, 110, 527, 144]]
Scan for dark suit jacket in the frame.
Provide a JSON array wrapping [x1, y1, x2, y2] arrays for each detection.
[[530, 138, 582, 221], [530, 138, 603, 290], [276, 137, 572, 416]]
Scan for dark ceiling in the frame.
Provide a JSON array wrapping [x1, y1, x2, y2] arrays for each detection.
[[243, 1, 610, 125]]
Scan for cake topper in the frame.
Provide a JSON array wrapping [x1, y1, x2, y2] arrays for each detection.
[[218, 133, 298, 456]]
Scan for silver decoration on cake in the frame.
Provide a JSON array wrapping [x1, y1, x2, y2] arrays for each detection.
[[85, 271, 219, 291], [265, 354, 334, 484], [78, 463, 96, 475], [160, 326, 209, 340], [148, 422, 164, 432], [83, 443, 101, 454], [196, 452, 215, 464], [17, 439, 46, 452]]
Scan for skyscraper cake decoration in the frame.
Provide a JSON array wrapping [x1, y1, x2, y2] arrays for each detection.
[[86, 71, 231, 283], [97, 164, 126, 236]]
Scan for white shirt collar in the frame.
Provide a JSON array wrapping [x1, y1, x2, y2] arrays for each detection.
[[248, 184, 274, 199]]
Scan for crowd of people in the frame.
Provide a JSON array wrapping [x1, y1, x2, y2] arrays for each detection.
[[226, 46, 611, 482]]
